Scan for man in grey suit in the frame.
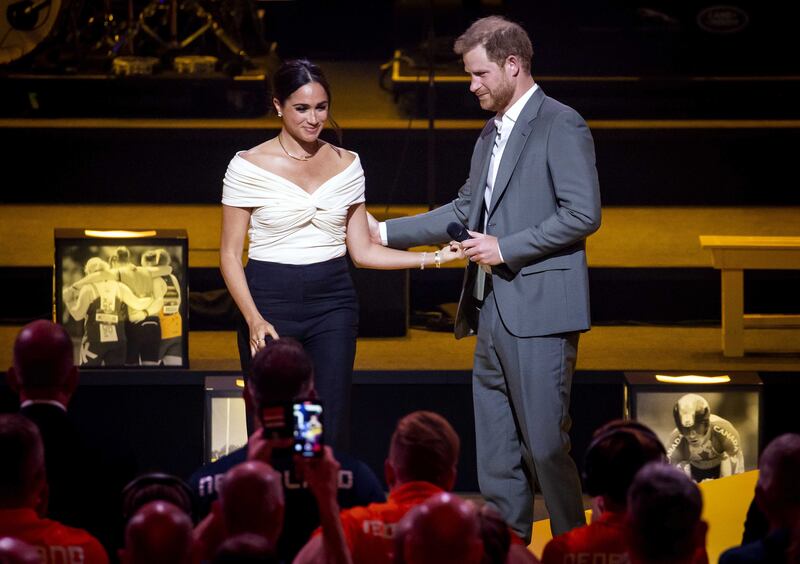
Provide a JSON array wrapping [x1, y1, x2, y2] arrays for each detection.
[[369, 16, 601, 541]]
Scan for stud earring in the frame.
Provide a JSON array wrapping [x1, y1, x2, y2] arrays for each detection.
[[277, 112, 283, 117]]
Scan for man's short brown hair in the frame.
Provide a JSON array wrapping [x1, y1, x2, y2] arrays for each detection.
[[389, 411, 460, 487], [249, 338, 313, 408], [454, 16, 533, 73]]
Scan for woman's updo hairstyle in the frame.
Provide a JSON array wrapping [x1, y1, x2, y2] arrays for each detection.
[[272, 58, 342, 144]]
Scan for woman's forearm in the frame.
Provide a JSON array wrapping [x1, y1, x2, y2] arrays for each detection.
[[348, 242, 443, 270], [346, 203, 456, 270], [220, 252, 262, 325]]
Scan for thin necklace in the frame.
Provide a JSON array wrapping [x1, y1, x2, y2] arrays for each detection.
[[278, 134, 319, 162]]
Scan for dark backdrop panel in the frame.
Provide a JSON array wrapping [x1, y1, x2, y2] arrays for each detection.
[[350, 370, 626, 493], [0, 372, 206, 480], [758, 372, 800, 452], [1, 369, 797, 499], [507, 1, 800, 76], [3, 126, 800, 205]]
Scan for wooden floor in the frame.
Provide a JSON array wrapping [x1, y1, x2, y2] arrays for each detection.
[[1, 324, 798, 374], [175, 324, 800, 372]]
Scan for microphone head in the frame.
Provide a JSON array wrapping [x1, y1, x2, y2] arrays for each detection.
[[447, 222, 470, 242]]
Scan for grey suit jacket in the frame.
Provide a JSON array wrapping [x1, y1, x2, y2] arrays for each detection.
[[386, 88, 601, 339]]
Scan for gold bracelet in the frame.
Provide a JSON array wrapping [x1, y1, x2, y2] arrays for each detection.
[[434, 250, 441, 268], [420, 251, 427, 270]]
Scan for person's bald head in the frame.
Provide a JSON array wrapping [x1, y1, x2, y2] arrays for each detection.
[[0, 537, 40, 564], [396, 492, 483, 564], [0, 414, 46, 509], [219, 461, 285, 543], [212, 533, 279, 564], [9, 320, 77, 405], [122, 501, 193, 564]]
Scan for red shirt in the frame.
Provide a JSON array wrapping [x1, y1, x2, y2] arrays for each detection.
[[317, 481, 443, 564], [542, 511, 709, 564], [314, 481, 525, 564], [542, 511, 629, 564], [0, 508, 108, 564]]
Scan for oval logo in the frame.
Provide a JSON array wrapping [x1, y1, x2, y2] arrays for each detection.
[[697, 5, 750, 33]]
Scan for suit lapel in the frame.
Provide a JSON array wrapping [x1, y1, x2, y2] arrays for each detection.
[[488, 87, 546, 217], [469, 120, 497, 230]]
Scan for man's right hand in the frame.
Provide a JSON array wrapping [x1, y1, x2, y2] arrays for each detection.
[[366, 211, 382, 245], [246, 429, 291, 465]]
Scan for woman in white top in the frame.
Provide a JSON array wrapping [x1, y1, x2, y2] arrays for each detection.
[[220, 59, 460, 450]]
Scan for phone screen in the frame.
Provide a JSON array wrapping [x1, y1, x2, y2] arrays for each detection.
[[293, 400, 323, 458]]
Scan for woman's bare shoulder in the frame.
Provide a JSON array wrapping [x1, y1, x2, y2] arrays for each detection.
[[239, 139, 282, 169], [323, 142, 357, 166]]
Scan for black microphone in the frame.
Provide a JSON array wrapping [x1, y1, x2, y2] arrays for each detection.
[[447, 222, 471, 243]]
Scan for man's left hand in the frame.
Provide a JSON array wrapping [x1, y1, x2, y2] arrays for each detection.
[[462, 231, 503, 266], [296, 446, 341, 503]]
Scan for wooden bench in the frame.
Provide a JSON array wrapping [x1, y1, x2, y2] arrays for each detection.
[[700, 235, 800, 356]]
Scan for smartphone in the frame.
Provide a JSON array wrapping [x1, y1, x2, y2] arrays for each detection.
[[292, 400, 324, 458]]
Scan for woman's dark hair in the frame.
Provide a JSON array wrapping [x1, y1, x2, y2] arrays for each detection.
[[272, 58, 342, 144]]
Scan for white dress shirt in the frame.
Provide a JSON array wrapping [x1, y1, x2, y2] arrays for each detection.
[[484, 83, 539, 224]]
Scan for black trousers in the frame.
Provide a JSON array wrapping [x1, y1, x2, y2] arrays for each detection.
[[237, 256, 359, 453]]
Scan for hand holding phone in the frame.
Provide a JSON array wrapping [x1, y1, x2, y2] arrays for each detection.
[[296, 445, 340, 503], [293, 400, 324, 458]]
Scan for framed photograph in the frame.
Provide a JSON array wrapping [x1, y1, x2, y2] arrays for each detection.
[[54, 228, 189, 368], [625, 371, 762, 482], [204, 376, 248, 463]]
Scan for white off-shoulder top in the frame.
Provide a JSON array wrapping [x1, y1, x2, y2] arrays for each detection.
[[222, 150, 366, 265]]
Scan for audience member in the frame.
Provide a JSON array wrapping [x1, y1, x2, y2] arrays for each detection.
[[478, 504, 539, 564], [719, 433, 800, 563], [219, 461, 284, 544], [790, 524, 800, 564], [7, 319, 79, 519], [626, 462, 708, 564], [188, 338, 384, 562], [294, 410, 458, 564], [0, 413, 108, 563], [212, 533, 279, 564], [741, 498, 770, 545], [121, 472, 194, 525], [120, 500, 193, 564], [6, 319, 135, 553], [542, 419, 666, 564], [477, 504, 510, 564], [297, 411, 529, 563], [394, 492, 484, 564], [0, 537, 40, 564]]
